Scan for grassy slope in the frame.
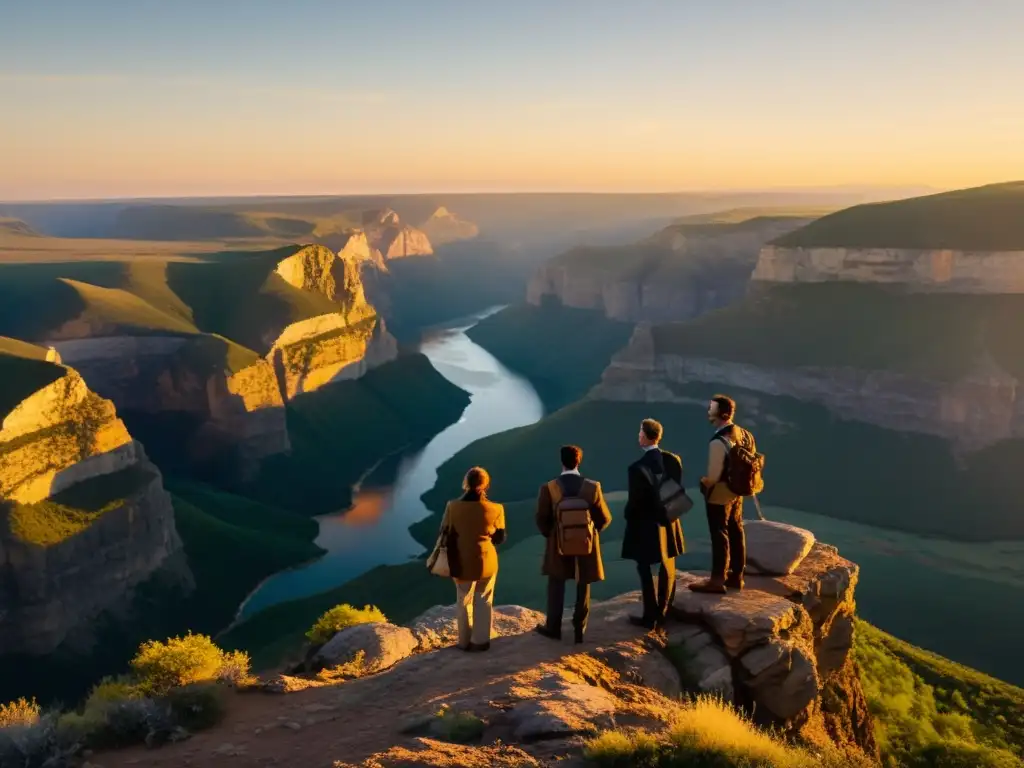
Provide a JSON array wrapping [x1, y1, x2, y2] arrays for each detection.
[[111, 205, 363, 242], [773, 180, 1024, 250], [466, 303, 634, 411], [242, 353, 470, 516], [0, 337, 64, 420], [675, 206, 840, 224], [652, 282, 1024, 382], [3, 466, 157, 547], [855, 619, 1024, 763]]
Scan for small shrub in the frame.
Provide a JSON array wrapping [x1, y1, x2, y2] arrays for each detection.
[[166, 682, 228, 732], [93, 697, 181, 749], [85, 676, 143, 709], [0, 714, 78, 768], [306, 604, 387, 645], [432, 707, 485, 744], [586, 728, 662, 767], [0, 697, 41, 728], [129, 632, 250, 696], [317, 650, 368, 682]]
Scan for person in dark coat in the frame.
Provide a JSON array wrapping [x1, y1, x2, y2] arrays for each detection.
[[534, 445, 612, 644], [621, 418, 686, 628]]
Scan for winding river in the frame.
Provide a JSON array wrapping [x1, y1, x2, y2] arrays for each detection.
[[240, 307, 544, 618]]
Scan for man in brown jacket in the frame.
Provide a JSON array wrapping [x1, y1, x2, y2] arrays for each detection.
[[534, 444, 612, 644]]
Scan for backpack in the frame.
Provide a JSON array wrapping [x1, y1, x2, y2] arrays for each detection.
[[547, 478, 596, 557], [717, 428, 765, 496], [640, 465, 693, 523]]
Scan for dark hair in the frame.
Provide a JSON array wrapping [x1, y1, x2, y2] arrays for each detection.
[[711, 394, 736, 421], [640, 418, 663, 443], [462, 466, 490, 493], [560, 444, 583, 470]]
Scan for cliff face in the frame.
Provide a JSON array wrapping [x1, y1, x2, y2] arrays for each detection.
[[50, 337, 291, 473], [754, 245, 1024, 292], [591, 325, 1023, 453], [275, 244, 369, 304], [419, 206, 479, 245], [527, 217, 811, 323], [0, 365, 189, 656], [267, 314, 398, 400]]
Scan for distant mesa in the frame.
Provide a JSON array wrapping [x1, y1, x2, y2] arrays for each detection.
[[527, 211, 817, 323], [419, 205, 480, 245], [756, 180, 1024, 291], [0, 217, 40, 238]]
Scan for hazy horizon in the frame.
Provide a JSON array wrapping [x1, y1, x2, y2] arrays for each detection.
[[3, 0, 1022, 200]]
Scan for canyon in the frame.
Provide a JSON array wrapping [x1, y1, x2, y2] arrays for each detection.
[[526, 216, 814, 323]]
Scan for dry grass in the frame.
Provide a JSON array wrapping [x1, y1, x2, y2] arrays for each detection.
[[0, 232, 282, 264]]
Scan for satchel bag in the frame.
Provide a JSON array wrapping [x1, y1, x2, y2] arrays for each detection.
[[427, 525, 452, 578]]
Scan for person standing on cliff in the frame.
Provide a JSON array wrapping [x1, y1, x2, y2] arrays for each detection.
[[690, 394, 756, 594], [534, 445, 613, 644], [621, 418, 686, 629]]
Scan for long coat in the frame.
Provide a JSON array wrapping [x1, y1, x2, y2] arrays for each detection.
[[621, 447, 686, 566], [535, 473, 612, 584], [440, 494, 506, 583]]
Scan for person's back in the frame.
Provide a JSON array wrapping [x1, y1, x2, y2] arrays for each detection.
[[534, 444, 611, 644], [437, 466, 506, 651]]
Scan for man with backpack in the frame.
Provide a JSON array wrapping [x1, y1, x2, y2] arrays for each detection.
[[621, 419, 687, 629], [690, 394, 764, 595], [534, 444, 612, 644]]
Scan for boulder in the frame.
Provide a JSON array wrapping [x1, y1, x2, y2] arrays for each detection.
[[408, 604, 544, 652], [312, 622, 418, 674], [507, 672, 616, 742], [744, 520, 815, 575], [665, 624, 734, 701]]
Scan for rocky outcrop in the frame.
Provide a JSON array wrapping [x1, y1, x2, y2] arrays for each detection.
[[275, 244, 369, 304], [0, 366, 190, 656], [419, 206, 479, 245], [745, 520, 816, 575], [0, 367, 138, 504], [527, 217, 811, 323], [591, 325, 1024, 453], [359, 209, 434, 261], [754, 245, 1024, 292], [267, 313, 398, 400]]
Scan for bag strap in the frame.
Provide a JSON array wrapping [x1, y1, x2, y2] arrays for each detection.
[[547, 479, 563, 507]]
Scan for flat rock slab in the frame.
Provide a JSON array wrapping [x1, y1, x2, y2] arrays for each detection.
[[408, 604, 545, 651], [665, 625, 734, 700], [508, 674, 617, 742], [672, 573, 808, 657], [744, 520, 815, 575], [313, 622, 418, 674]]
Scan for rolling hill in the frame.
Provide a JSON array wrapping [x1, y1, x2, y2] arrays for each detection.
[[771, 180, 1024, 250]]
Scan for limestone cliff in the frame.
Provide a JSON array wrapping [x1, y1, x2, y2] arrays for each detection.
[[753, 245, 1024, 292], [275, 244, 371, 305], [267, 313, 398, 400], [527, 217, 812, 323], [359, 209, 434, 261], [419, 206, 479, 245], [591, 324, 1024, 454], [0, 362, 189, 656], [49, 336, 291, 473]]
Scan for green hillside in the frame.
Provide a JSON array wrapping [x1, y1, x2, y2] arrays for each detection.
[[652, 282, 1024, 382], [675, 206, 839, 225], [111, 205, 364, 241], [243, 353, 470, 515], [773, 181, 1024, 250], [466, 303, 634, 411]]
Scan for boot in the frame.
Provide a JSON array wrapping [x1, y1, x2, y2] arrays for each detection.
[[534, 624, 561, 641], [725, 573, 744, 590], [688, 579, 727, 594]]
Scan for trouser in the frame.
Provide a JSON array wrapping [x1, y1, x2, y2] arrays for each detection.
[[706, 497, 746, 581], [544, 577, 591, 637], [454, 574, 496, 647], [637, 558, 676, 621]]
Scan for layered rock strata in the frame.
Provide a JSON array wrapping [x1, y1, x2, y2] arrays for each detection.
[[0, 365, 189, 655]]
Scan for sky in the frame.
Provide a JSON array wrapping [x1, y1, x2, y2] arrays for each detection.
[[2, 0, 1023, 200]]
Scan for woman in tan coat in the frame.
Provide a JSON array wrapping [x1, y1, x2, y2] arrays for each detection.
[[438, 466, 506, 651]]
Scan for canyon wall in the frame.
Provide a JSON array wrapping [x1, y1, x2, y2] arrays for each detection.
[[528, 218, 811, 323], [591, 325, 1023, 454], [419, 205, 479, 245], [754, 245, 1024, 292], [0, 364, 189, 656]]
